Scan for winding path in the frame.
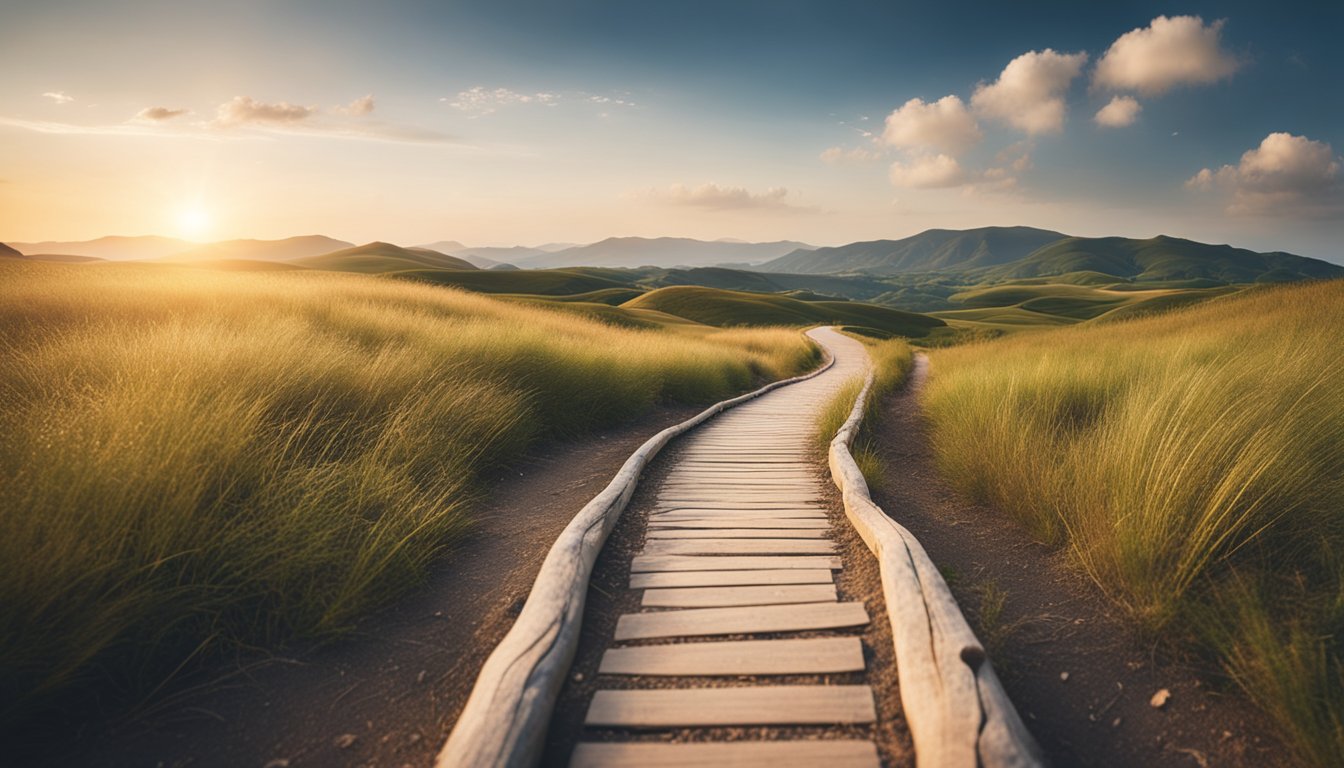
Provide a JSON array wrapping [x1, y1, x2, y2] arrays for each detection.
[[568, 328, 883, 766]]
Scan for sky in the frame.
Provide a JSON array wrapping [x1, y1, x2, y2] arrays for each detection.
[[1, 0, 1341, 259]]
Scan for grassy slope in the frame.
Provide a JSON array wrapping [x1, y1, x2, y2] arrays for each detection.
[[0, 260, 819, 727], [923, 280, 1344, 765], [292, 242, 477, 273], [623, 285, 945, 338], [391, 267, 634, 295]]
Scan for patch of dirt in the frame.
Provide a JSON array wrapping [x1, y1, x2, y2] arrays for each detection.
[[19, 405, 703, 768], [867, 356, 1290, 767], [544, 435, 913, 766]]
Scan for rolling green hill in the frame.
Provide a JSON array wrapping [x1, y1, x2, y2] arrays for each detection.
[[622, 285, 945, 337], [983, 235, 1344, 283], [757, 226, 1067, 275], [391, 267, 634, 295], [293, 242, 477, 273]]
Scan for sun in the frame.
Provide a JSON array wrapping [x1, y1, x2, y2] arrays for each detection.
[[176, 205, 212, 240]]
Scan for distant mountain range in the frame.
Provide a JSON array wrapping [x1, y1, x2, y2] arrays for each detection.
[[169, 236, 356, 263], [756, 226, 1067, 274], [515, 237, 816, 269]]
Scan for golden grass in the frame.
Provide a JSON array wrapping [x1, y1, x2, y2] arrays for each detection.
[[0, 259, 818, 725], [923, 280, 1344, 765], [815, 336, 914, 489]]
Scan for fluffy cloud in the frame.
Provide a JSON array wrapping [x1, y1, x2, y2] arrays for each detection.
[[820, 145, 881, 165], [882, 96, 982, 156], [971, 49, 1088, 135], [336, 94, 375, 116], [213, 96, 315, 126], [1187, 132, 1341, 216], [644, 183, 814, 212], [42, 91, 74, 104], [134, 106, 188, 122], [1094, 15, 1239, 95], [1094, 96, 1141, 128], [888, 155, 966, 189]]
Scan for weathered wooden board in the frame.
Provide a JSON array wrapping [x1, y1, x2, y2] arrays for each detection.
[[641, 539, 836, 556], [646, 527, 830, 539], [613, 601, 869, 640], [583, 685, 877, 727], [641, 582, 837, 607], [630, 555, 841, 572], [597, 637, 864, 677], [629, 568, 834, 589], [570, 740, 879, 768], [648, 519, 830, 529]]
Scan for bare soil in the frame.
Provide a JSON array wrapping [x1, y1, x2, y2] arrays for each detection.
[[19, 405, 702, 768], [866, 356, 1291, 767], [544, 435, 913, 766]]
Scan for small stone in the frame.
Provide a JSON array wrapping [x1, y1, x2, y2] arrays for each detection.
[[1059, 672, 1070, 682], [1112, 717, 1122, 727], [408, 732, 422, 745], [1222, 730, 1232, 740], [1151, 688, 1172, 709], [573, 672, 585, 682], [334, 733, 358, 749], [416, 670, 427, 684], [263, 760, 291, 768]]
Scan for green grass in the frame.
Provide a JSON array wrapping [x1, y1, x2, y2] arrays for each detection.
[[923, 279, 1344, 766], [0, 259, 819, 729], [814, 336, 915, 489], [390, 267, 634, 296], [291, 241, 477, 272], [624, 285, 945, 338]]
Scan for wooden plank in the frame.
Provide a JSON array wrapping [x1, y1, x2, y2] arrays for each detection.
[[570, 740, 879, 768], [613, 601, 868, 640], [642, 539, 836, 556], [646, 527, 830, 538], [598, 637, 864, 676], [630, 569, 833, 589], [630, 555, 841, 572], [648, 519, 830, 529], [583, 685, 876, 727], [641, 582, 837, 607]]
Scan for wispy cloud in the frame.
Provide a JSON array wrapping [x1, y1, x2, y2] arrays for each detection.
[[637, 183, 819, 213], [42, 91, 75, 105], [442, 87, 635, 117], [334, 94, 375, 116], [134, 106, 189, 122], [211, 96, 316, 127]]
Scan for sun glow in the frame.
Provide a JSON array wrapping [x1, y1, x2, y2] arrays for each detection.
[[176, 205, 211, 240]]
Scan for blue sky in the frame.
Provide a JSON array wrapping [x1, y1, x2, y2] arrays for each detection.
[[1, 0, 1340, 259]]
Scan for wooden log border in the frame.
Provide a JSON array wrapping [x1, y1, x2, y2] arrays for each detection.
[[436, 340, 837, 768], [824, 338, 1046, 768]]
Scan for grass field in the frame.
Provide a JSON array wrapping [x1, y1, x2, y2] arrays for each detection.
[[0, 258, 818, 728], [922, 280, 1344, 765], [815, 335, 915, 489]]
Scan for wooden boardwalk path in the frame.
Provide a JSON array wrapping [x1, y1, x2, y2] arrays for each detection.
[[570, 328, 884, 766]]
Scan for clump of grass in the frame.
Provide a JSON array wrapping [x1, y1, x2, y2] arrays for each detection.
[[0, 259, 818, 728], [923, 279, 1344, 765], [814, 336, 915, 489]]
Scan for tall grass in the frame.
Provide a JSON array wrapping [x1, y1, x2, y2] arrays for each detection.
[[0, 259, 818, 727], [923, 280, 1344, 765], [815, 336, 914, 489]]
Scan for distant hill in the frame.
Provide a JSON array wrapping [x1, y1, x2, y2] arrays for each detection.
[[983, 235, 1344, 283], [758, 226, 1067, 275], [393, 267, 633, 295], [451, 246, 550, 269], [293, 242, 476, 273], [522, 237, 815, 269], [622, 285, 945, 338], [169, 235, 355, 263], [418, 240, 467, 254], [8, 235, 192, 261], [1, 242, 22, 258]]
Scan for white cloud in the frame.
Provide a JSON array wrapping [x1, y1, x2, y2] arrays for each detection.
[[888, 154, 966, 188], [642, 183, 816, 212], [1095, 15, 1240, 95], [1094, 95, 1141, 128], [212, 96, 316, 127], [881, 96, 982, 156], [336, 94, 375, 116], [445, 87, 558, 116], [971, 49, 1089, 135], [1187, 132, 1342, 216], [820, 145, 881, 165], [134, 106, 188, 122], [42, 91, 74, 105]]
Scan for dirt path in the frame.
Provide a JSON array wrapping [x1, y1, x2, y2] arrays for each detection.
[[867, 355, 1289, 767], [24, 405, 703, 768]]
